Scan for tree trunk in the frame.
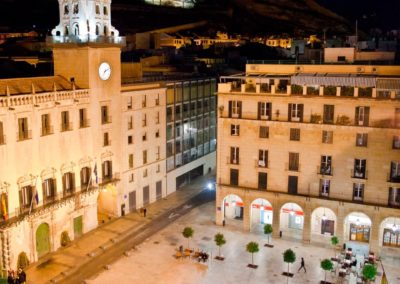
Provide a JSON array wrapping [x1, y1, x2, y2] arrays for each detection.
[[324, 271, 327, 283], [287, 263, 289, 284], [251, 253, 254, 265], [218, 246, 221, 257]]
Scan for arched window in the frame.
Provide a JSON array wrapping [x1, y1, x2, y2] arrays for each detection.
[[56, 31, 61, 36], [96, 24, 100, 36], [65, 26, 69, 36], [73, 23, 79, 36], [95, 5, 100, 15], [103, 6, 108, 15]]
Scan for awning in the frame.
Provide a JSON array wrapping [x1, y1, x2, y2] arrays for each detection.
[[376, 79, 400, 90], [290, 75, 376, 87]]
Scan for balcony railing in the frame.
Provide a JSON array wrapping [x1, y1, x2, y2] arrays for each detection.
[[318, 165, 333, 176], [102, 116, 112, 124], [388, 173, 400, 183], [255, 159, 268, 168], [227, 157, 239, 165], [41, 126, 54, 136], [99, 172, 120, 186], [79, 119, 90, 128], [16, 130, 32, 141], [60, 122, 73, 132], [351, 169, 368, 179], [46, 35, 126, 47], [319, 191, 329, 198]]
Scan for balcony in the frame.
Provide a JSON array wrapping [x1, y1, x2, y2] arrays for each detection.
[[318, 165, 333, 176], [101, 116, 112, 125], [319, 191, 329, 198], [99, 172, 120, 186], [46, 35, 126, 47], [79, 119, 90, 128], [17, 130, 32, 141], [60, 122, 73, 132], [351, 169, 367, 180], [41, 126, 54, 136], [388, 173, 400, 183], [227, 157, 239, 165]]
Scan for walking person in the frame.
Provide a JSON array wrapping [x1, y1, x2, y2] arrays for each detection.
[[298, 257, 306, 273], [143, 208, 147, 217], [17, 268, 26, 284], [7, 270, 15, 284]]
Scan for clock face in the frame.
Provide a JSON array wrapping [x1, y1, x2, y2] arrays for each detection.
[[98, 62, 111, 81]]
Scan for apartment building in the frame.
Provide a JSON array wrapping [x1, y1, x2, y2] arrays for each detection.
[[216, 63, 400, 257]]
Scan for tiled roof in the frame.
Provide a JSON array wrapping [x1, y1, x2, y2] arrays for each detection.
[[0, 76, 78, 96]]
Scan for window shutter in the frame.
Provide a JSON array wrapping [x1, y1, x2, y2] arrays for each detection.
[[109, 162, 113, 178], [228, 101, 232, 117], [288, 104, 292, 121], [299, 104, 304, 122], [19, 190, 23, 207], [52, 178, 57, 196], [267, 103, 272, 118], [257, 102, 261, 120], [237, 148, 240, 164], [102, 163, 105, 179], [42, 182, 46, 198], [71, 173, 75, 191], [62, 174, 66, 193], [355, 107, 360, 123], [238, 101, 242, 118], [80, 169, 84, 186], [364, 107, 370, 126]]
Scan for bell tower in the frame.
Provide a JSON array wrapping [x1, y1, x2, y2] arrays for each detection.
[[52, 0, 119, 38]]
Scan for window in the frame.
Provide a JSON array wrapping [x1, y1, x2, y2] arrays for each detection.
[[230, 169, 239, 186], [353, 183, 364, 202], [101, 106, 110, 124], [393, 136, 400, 149], [390, 161, 400, 182], [61, 111, 70, 131], [323, 105, 335, 124], [129, 173, 134, 183], [258, 172, 267, 190], [228, 100, 242, 118], [156, 146, 160, 160], [142, 133, 147, 141], [230, 147, 239, 164], [102, 160, 112, 179], [19, 185, 33, 209], [320, 156, 332, 175], [127, 97, 132, 110], [322, 130, 333, 144], [356, 133, 368, 147], [73, 3, 79, 14], [103, 6, 108, 15], [79, 108, 88, 128], [259, 126, 269, 138], [128, 116, 133, 130], [320, 179, 330, 197], [18, 117, 30, 140], [288, 103, 303, 122], [258, 150, 268, 168], [0, 121, 4, 144], [388, 187, 400, 207], [103, 132, 110, 146], [142, 114, 147, 127], [80, 167, 91, 189], [353, 159, 366, 179], [288, 176, 298, 194], [290, 128, 300, 141], [167, 107, 173, 123], [156, 164, 161, 173], [155, 94, 160, 106], [258, 102, 271, 120], [155, 129, 160, 138], [42, 178, 56, 204], [231, 124, 240, 136], [63, 172, 75, 196], [142, 95, 147, 107], [129, 154, 134, 169], [64, 5, 69, 15], [143, 150, 148, 164], [289, 152, 299, 171], [95, 4, 100, 14], [41, 114, 52, 136], [128, 135, 133, 144], [156, 112, 160, 124], [355, 106, 370, 126], [143, 169, 148, 178]]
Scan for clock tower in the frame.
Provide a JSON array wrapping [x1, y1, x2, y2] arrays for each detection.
[[48, 0, 125, 217]]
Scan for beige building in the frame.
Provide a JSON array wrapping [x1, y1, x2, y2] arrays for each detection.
[[325, 47, 396, 63], [216, 63, 400, 257]]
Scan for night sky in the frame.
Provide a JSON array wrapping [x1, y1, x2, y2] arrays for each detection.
[[0, 0, 398, 32]]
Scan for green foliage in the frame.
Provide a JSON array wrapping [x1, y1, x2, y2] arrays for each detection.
[[321, 259, 333, 271], [291, 85, 303, 94], [246, 241, 259, 254], [182, 227, 194, 239], [324, 86, 336, 96], [61, 231, 71, 247], [336, 115, 351, 125], [214, 233, 226, 247], [362, 264, 377, 281], [331, 236, 339, 246], [264, 224, 273, 235], [283, 249, 296, 264], [310, 114, 322, 123], [17, 252, 29, 270]]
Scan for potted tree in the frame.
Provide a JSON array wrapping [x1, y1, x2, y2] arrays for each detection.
[[182, 227, 194, 251], [246, 241, 259, 269], [362, 264, 377, 283], [214, 233, 226, 261], [330, 236, 339, 261], [320, 259, 333, 284], [282, 249, 296, 282], [264, 224, 274, 247]]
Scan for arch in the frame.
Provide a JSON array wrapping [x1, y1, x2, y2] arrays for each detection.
[[95, 24, 101, 36], [73, 23, 79, 36], [65, 26, 69, 36], [279, 202, 304, 240], [103, 25, 108, 36], [310, 207, 337, 244], [36, 223, 51, 258], [221, 194, 244, 226], [56, 31, 61, 36], [379, 217, 400, 249], [250, 198, 273, 233], [344, 212, 372, 244]]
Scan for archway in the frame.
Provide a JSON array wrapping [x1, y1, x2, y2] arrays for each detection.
[[36, 223, 50, 258], [96, 24, 100, 36], [344, 212, 371, 256], [73, 23, 79, 36], [222, 194, 243, 227], [311, 207, 337, 244], [97, 184, 116, 224], [380, 217, 400, 250], [280, 202, 304, 240], [250, 198, 273, 233]]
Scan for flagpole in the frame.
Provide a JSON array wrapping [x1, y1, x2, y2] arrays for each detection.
[[29, 175, 38, 214], [85, 165, 93, 192]]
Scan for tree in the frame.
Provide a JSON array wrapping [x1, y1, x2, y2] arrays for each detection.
[[61, 231, 71, 247], [246, 241, 259, 267], [264, 224, 273, 246], [17, 252, 30, 270], [283, 249, 296, 282], [182, 227, 194, 248], [362, 264, 377, 283], [330, 236, 339, 260], [214, 233, 226, 258], [320, 259, 333, 284]]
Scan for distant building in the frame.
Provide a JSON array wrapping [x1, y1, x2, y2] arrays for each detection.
[[325, 47, 396, 63]]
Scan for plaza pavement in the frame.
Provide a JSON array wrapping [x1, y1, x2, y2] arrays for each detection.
[[87, 201, 400, 284], [25, 173, 214, 284]]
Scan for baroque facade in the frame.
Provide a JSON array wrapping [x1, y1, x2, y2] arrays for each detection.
[[216, 63, 400, 257]]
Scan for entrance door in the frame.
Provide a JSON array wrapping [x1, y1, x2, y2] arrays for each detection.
[[288, 176, 298, 194], [73, 216, 83, 239], [156, 181, 162, 201], [321, 220, 334, 235], [129, 191, 136, 212], [143, 186, 150, 206], [36, 223, 50, 258], [350, 224, 370, 242]]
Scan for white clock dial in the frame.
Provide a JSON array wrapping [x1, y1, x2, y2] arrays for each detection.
[[99, 62, 111, 81]]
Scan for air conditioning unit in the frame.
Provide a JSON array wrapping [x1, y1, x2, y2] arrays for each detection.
[[258, 160, 265, 167]]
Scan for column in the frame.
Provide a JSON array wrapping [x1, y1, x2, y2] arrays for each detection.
[[354, 87, 359, 97], [302, 203, 311, 244], [272, 206, 280, 238], [369, 214, 381, 257], [336, 205, 345, 246], [243, 201, 251, 232], [336, 86, 341, 97], [215, 186, 224, 226]]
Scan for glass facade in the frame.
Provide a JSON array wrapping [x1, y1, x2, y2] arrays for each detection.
[[166, 79, 217, 172]]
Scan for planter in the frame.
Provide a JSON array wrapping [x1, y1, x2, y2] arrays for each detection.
[[215, 256, 225, 261], [282, 272, 294, 277], [247, 264, 258, 269], [264, 244, 274, 248]]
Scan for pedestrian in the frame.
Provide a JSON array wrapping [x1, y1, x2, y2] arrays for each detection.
[[298, 257, 306, 273], [143, 208, 147, 217], [18, 268, 26, 284], [7, 270, 15, 284]]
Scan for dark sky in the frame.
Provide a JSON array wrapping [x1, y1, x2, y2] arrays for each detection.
[[0, 0, 398, 32]]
